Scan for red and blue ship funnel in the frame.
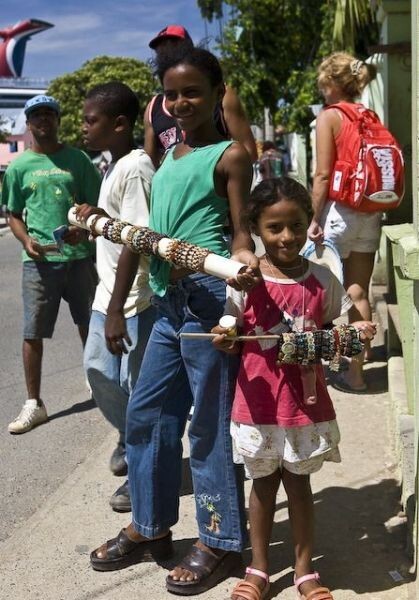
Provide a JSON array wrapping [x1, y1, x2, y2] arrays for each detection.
[[0, 19, 53, 78]]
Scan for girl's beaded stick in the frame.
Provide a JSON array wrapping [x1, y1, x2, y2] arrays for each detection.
[[181, 324, 364, 370], [68, 207, 247, 280]]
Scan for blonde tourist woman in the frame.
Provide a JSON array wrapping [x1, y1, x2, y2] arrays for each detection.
[[308, 52, 378, 393]]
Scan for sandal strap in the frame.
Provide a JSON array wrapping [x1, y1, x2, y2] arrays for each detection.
[[177, 545, 225, 579], [305, 588, 333, 600], [231, 580, 266, 600], [294, 571, 320, 590], [107, 529, 140, 558], [245, 567, 270, 583]]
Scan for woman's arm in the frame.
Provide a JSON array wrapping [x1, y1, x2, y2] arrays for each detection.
[[308, 109, 340, 243], [217, 142, 260, 289], [143, 100, 161, 169], [222, 86, 258, 162]]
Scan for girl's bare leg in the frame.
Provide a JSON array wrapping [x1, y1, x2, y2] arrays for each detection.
[[282, 468, 321, 597], [232, 469, 281, 600]]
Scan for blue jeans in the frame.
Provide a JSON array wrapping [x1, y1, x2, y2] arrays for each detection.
[[84, 307, 155, 439], [126, 273, 246, 551]]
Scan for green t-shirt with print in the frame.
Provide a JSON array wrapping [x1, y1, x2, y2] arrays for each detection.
[[3, 146, 101, 262]]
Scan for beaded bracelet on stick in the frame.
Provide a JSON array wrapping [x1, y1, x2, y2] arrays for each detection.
[[101, 218, 211, 270], [275, 324, 363, 368]]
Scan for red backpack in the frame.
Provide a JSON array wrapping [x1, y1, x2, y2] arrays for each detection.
[[325, 102, 404, 213]]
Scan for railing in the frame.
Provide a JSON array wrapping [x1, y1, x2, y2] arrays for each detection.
[[0, 77, 50, 88]]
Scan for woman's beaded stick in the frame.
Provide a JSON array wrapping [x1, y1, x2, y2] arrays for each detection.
[[68, 207, 247, 280]]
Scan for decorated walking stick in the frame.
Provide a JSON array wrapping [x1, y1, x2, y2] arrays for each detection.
[[181, 323, 364, 372], [68, 207, 247, 280]]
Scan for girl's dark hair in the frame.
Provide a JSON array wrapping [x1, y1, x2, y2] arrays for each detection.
[[155, 46, 223, 87], [244, 177, 313, 230], [86, 81, 139, 128]]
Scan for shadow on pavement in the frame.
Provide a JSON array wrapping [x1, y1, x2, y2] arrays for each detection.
[[48, 397, 96, 422], [258, 478, 413, 597], [326, 362, 389, 394], [364, 364, 389, 393]]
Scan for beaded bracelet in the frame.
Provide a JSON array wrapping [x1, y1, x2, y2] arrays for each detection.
[[102, 218, 113, 240], [132, 228, 152, 254], [281, 332, 296, 364], [110, 221, 130, 244], [146, 230, 165, 255], [306, 331, 315, 362], [165, 238, 181, 263], [275, 325, 364, 367], [125, 226, 138, 246], [329, 328, 342, 372], [89, 214, 103, 236]]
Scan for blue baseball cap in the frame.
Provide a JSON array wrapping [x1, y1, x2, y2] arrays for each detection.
[[24, 95, 60, 117]]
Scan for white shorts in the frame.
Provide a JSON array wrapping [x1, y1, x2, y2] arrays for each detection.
[[231, 421, 341, 480], [321, 201, 382, 259]]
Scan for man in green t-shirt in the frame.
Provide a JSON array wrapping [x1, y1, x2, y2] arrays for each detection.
[[3, 94, 101, 434]]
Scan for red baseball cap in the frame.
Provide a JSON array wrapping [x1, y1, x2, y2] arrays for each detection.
[[149, 24, 192, 49]]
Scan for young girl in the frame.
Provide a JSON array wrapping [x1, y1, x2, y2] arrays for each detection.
[[90, 47, 260, 596], [214, 177, 376, 600]]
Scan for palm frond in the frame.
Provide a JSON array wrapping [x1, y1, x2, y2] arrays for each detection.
[[332, 0, 378, 50]]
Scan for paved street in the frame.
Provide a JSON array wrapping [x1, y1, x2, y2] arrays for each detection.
[[0, 228, 416, 599], [0, 231, 110, 542]]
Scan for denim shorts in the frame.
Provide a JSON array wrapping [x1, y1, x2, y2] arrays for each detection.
[[22, 257, 97, 339]]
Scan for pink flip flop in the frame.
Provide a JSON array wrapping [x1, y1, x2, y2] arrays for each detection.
[[294, 572, 334, 600]]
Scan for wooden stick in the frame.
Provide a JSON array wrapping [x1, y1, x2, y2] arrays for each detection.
[[180, 333, 281, 341]]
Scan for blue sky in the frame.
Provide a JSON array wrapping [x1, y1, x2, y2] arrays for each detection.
[[1, 1, 222, 81]]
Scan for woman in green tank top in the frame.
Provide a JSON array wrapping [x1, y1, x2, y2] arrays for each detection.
[[91, 47, 260, 596]]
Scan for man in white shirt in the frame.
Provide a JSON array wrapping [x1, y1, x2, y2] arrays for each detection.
[[76, 82, 155, 511]]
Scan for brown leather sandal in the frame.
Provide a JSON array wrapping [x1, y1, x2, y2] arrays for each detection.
[[166, 544, 242, 595], [90, 529, 173, 571]]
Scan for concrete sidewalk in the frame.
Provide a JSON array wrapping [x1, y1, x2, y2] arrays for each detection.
[[0, 358, 415, 600]]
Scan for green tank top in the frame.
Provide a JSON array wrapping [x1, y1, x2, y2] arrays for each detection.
[[149, 140, 233, 296]]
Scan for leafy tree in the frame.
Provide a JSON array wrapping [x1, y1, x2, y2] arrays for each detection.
[[0, 115, 10, 143], [199, 1, 326, 129], [197, 0, 224, 20], [48, 56, 156, 147], [197, 1, 379, 133]]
